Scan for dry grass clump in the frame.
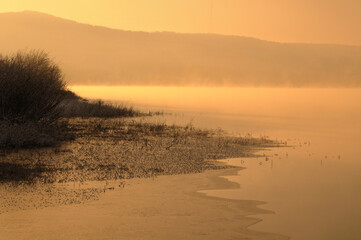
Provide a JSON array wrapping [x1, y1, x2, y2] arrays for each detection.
[[59, 96, 140, 118], [75, 119, 211, 140]]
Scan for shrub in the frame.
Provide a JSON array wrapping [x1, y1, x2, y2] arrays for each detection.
[[0, 50, 66, 123]]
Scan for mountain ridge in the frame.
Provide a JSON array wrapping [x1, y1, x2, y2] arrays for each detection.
[[5, 10, 361, 47], [1, 11, 361, 87]]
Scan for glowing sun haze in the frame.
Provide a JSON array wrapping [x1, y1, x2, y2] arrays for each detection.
[[1, 0, 361, 46]]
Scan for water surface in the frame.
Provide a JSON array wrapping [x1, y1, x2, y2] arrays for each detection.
[[65, 87, 361, 238]]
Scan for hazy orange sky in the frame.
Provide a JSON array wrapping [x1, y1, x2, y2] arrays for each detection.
[[1, 0, 361, 45]]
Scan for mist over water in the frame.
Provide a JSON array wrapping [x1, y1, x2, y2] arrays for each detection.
[[71, 86, 361, 156], [71, 86, 361, 137], [72, 86, 361, 239]]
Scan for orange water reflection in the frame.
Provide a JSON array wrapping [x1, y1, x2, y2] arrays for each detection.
[[69, 86, 361, 239]]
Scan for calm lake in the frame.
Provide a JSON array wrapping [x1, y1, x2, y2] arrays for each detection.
[[70, 86, 361, 240]]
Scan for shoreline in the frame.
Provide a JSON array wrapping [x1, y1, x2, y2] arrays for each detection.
[[0, 164, 289, 240], [0, 117, 288, 239], [0, 117, 278, 215]]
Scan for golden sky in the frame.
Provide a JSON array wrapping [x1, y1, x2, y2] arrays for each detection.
[[1, 0, 361, 45]]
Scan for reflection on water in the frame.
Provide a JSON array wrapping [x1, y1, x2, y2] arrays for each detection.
[[70, 86, 361, 239], [201, 145, 361, 240], [47, 87, 361, 238]]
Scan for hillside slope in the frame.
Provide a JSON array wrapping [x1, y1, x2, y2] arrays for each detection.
[[1, 11, 360, 87]]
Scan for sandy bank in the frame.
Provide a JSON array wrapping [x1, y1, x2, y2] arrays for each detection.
[[0, 167, 288, 240]]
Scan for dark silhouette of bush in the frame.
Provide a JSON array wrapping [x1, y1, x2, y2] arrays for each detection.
[[0, 50, 141, 149], [0, 50, 66, 123]]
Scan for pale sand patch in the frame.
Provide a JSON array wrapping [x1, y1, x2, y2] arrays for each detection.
[[0, 167, 288, 240]]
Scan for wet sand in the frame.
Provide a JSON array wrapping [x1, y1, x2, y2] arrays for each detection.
[[0, 167, 288, 240]]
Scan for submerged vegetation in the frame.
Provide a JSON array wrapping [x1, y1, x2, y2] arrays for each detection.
[[1, 118, 276, 182]]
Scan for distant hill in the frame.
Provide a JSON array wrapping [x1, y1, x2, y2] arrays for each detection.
[[1, 11, 361, 87]]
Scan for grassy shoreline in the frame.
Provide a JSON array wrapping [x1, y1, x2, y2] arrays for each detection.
[[0, 116, 280, 214]]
